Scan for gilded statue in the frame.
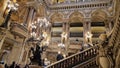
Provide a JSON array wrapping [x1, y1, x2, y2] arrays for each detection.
[[96, 34, 113, 68]]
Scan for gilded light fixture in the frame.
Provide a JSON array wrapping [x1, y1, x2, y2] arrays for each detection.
[[85, 32, 93, 43]]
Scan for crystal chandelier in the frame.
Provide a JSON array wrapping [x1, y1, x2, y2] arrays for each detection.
[[30, 17, 50, 41]]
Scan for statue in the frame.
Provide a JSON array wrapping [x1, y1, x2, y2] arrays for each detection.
[[115, 47, 120, 68], [29, 43, 43, 66], [96, 34, 113, 68], [113, 39, 120, 68]]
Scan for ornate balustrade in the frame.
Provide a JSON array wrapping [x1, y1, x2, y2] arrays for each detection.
[[45, 0, 110, 5], [45, 0, 111, 11], [10, 22, 28, 38], [46, 46, 97, 68], [73, 57, 97, 68]]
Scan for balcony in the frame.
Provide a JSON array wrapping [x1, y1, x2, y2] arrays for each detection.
[[44, 0, 112, 11], [10, 23, 28, 38]]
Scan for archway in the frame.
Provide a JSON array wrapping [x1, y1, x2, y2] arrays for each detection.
[[68, 11, 84, 54], [91, 9, 108, 43]]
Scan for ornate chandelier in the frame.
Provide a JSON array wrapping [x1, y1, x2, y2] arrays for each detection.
[[30, 18, 51, 41]]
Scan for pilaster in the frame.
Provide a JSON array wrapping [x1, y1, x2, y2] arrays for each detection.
[[27, 7, 35, 28], [8, 42, 22, 64], [83, 18, 92, 47]]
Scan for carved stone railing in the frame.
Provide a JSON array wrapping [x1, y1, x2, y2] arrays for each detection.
[[10, 22, 28, 38], [46, 46, 97, 68], [73, 57, 97, 68], [45, 0, 111, 11], [45, 0, 111, 6]]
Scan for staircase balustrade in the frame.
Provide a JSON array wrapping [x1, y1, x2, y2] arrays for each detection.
[[46, 46, 97, 68]]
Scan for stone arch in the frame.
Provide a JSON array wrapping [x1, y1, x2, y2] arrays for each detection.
[[91, 9, 108, 42], [91, 9, 108, 22], [68, 11, 84, 23], [50, 12, 64, 23]]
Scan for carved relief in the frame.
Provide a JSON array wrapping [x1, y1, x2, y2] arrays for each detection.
[[91, 9, 108, 22], [50, 12, 64, 23], [69, 11, 84, 23], [37, 5, 45, 17], [96, 34, 113, 68]]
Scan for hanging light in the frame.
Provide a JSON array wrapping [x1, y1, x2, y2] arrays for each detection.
[[31, 32, 36, 37], [38, 18, 50, 27], [58, 43, 65, 48], [7, 0, 19, 11]]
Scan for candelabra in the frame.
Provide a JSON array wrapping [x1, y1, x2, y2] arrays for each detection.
[[85, 32, 93, 43], [58, 32, 67, 48], [0, 0, 19, 28], [30, 18, 51, 47]]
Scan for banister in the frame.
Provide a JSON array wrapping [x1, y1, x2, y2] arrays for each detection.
[[72, 57, 97, 68], [46, 46, 97, 68]]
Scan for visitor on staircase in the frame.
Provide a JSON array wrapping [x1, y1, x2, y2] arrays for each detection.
[[43, 58, 50, 68], [56, 51, 64, 61]]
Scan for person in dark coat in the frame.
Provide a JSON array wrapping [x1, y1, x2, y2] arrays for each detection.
[[56, 51, 64, 61], [15, 64, 20, 68], [24, 64, 29, 68], [10, 61, 16, 68], [4, 63, 9, 68]]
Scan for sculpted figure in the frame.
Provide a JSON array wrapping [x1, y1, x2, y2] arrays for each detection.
[[96, 34, 113, 68], [115, 49, 120, 68], [114, 42, 120, 68], [29, 43, 43, 65]]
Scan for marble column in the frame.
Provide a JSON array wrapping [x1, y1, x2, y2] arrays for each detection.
[[26, 7, 35, 28], [0, 0, 8, 25], [59, 22, 66, 55], [83, 19, 92, 47], [0, 0, 8, 17], [19, 43, 29, 65], [61, 22, 66, 43], [23, 7, 30, 26], [60, 21, 69, 56], [8, 42, 23, 64], [18, 37, 28, 64], [65, 22, 69, 56]]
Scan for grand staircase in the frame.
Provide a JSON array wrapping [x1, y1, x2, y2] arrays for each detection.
[[46, 46, 98, 68], [45, 3, 120, 68]]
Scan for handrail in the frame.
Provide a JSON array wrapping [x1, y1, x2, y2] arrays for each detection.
[[72, 57, 97, 68], [46, 46, 97, 68]]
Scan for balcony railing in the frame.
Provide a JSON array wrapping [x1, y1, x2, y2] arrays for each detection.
[[46, 46, 97, 68], [47, 1, 111, 11], [45, 0, 111, 5], [10, 22, 28, 37]]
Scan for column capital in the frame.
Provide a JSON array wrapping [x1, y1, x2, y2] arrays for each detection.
[[63, 18, 69, 23], [84, 18, 91, 22]]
